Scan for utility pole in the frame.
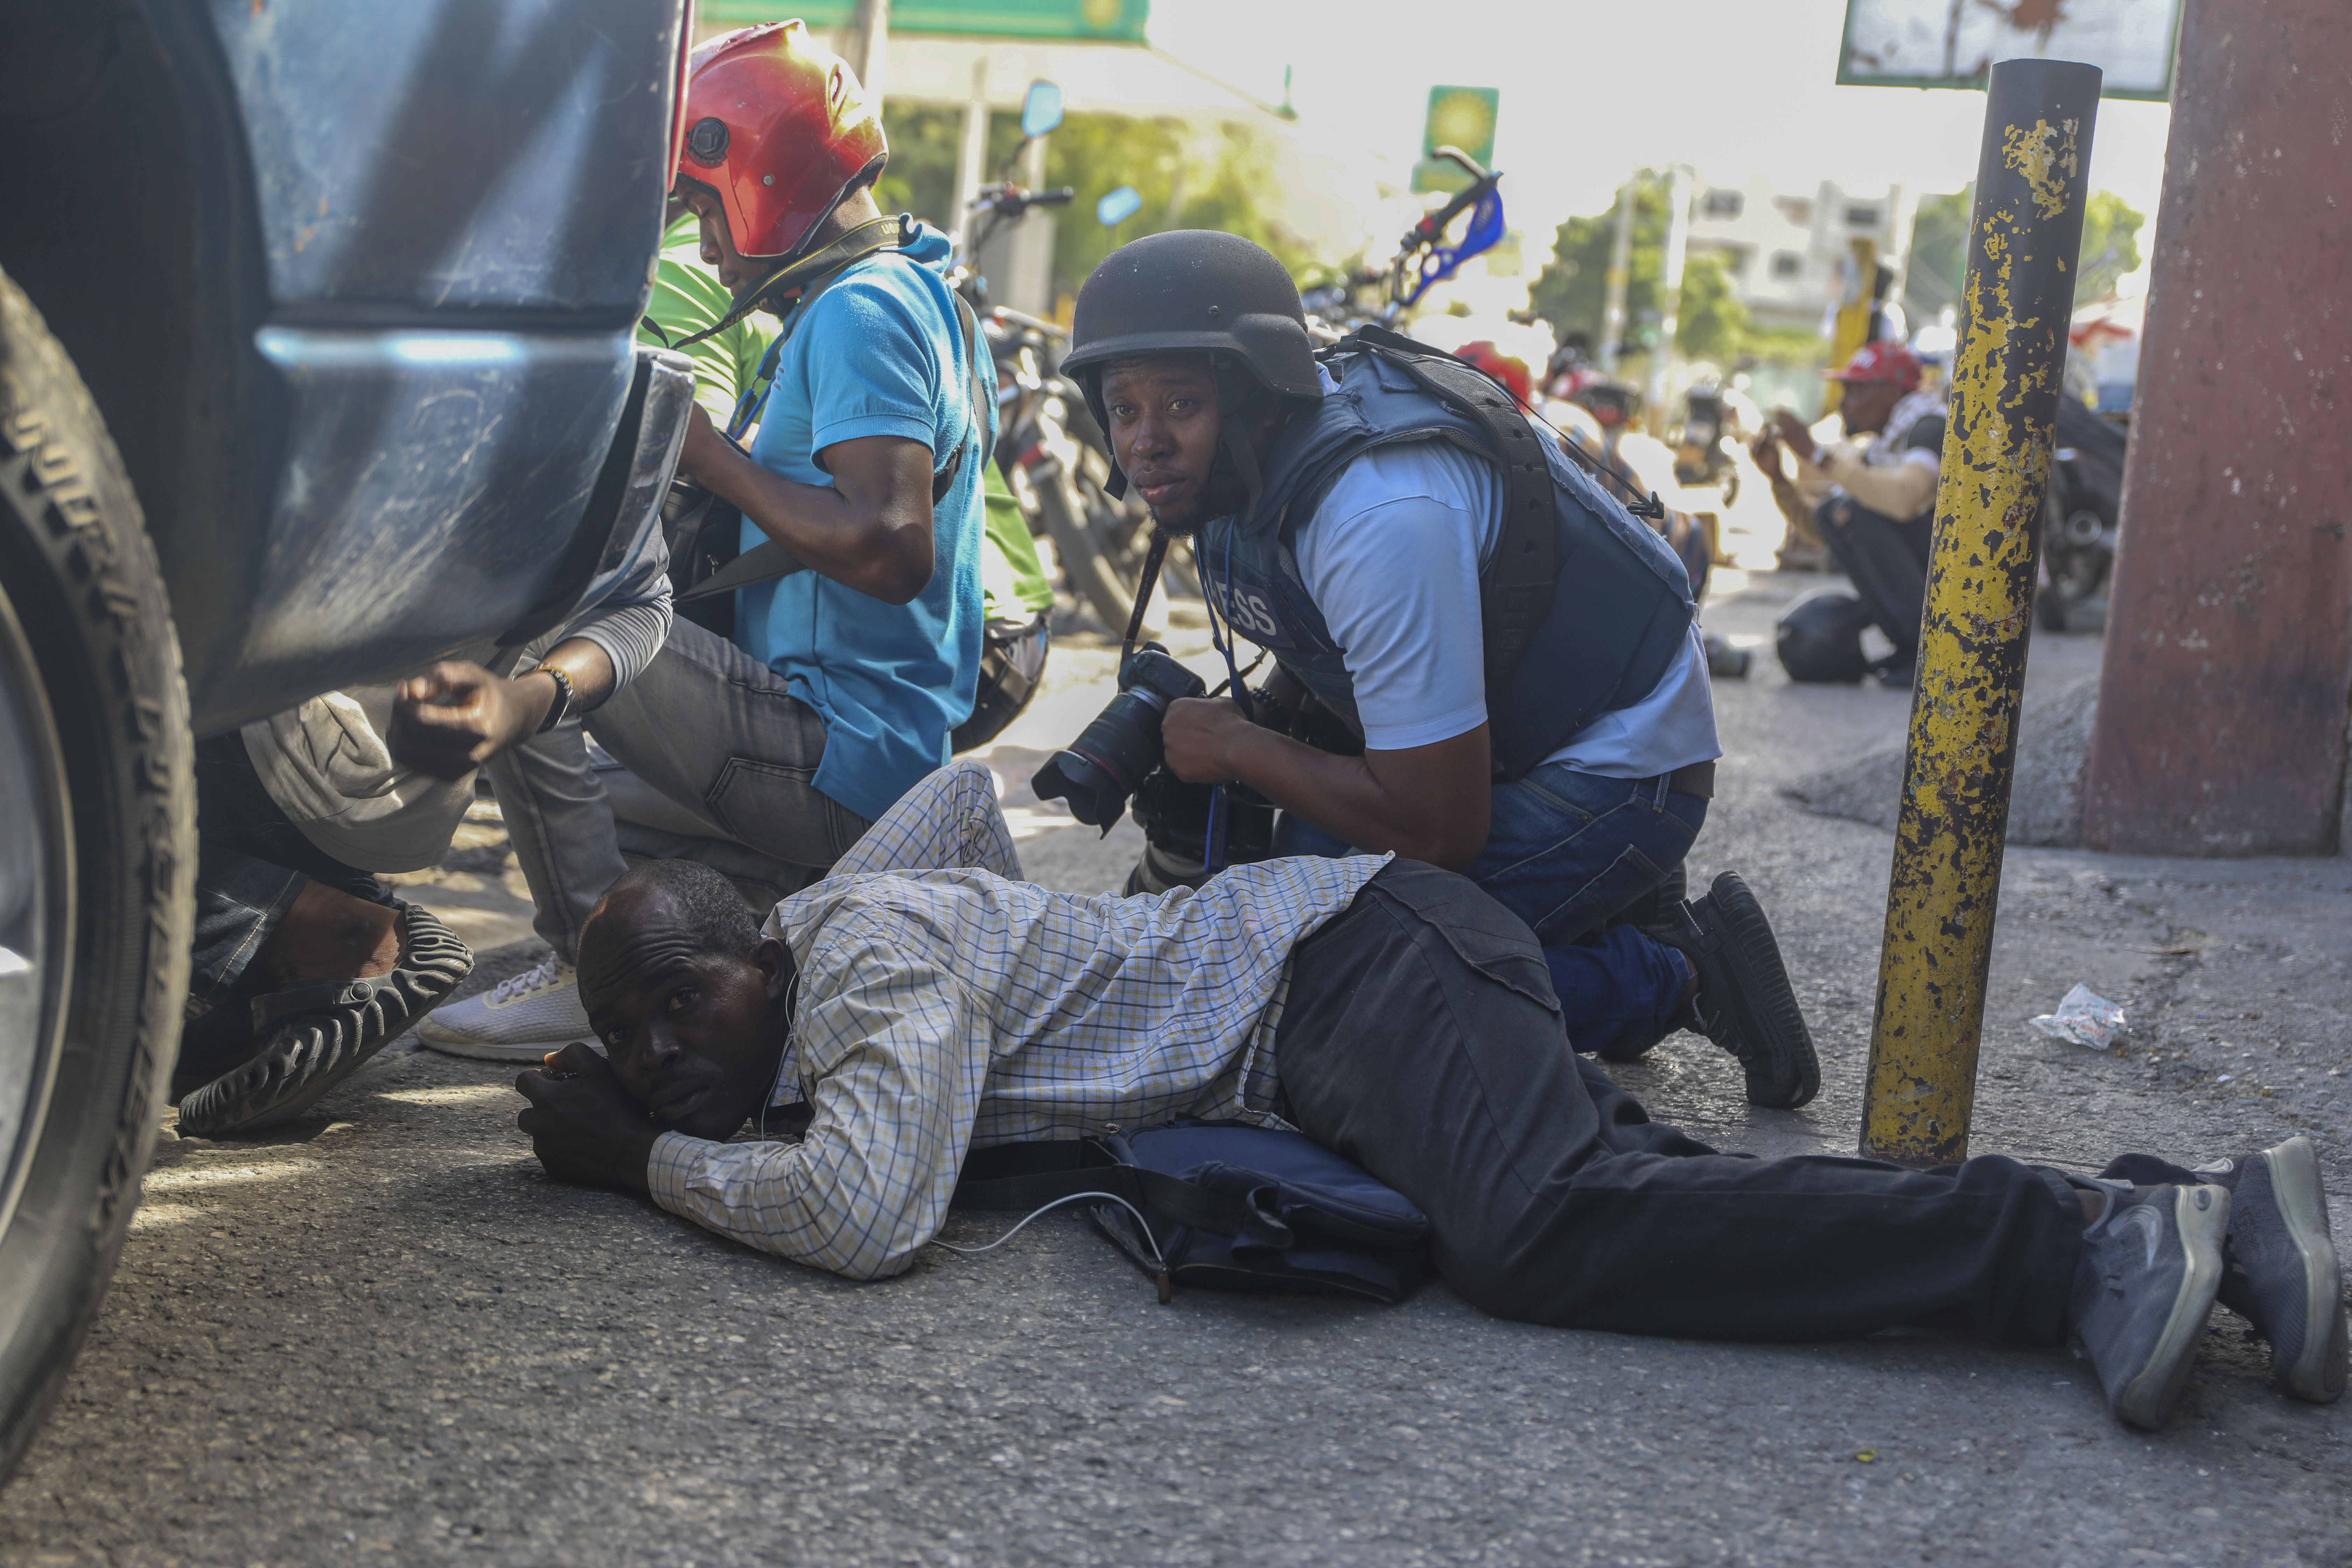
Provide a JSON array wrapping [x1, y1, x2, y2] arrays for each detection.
[[852, 0, 889, 112], [951, 56, 990, 252], [1858, 58, 2101, 1166], [1598, 176, 1636, 374], [1644, 164, 1692, 432]]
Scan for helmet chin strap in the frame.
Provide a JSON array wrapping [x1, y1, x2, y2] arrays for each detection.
[[671, 159, 895, 350], [1210, 355, 1269, 520]]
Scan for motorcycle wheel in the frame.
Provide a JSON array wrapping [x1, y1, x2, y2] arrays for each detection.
[[1035, 466, 1136, 631], [0, 268, 195, 1481]]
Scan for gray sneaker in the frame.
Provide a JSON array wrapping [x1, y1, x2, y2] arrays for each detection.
[[2193, 1138, 2348, 1403], [2070, 1182, 2231, 1430]]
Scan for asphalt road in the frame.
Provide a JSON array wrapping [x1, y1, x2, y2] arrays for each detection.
[[4, 561, 2349, 1566]]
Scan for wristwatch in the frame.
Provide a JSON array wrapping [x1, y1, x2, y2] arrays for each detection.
[[526, 664, 575, 733]]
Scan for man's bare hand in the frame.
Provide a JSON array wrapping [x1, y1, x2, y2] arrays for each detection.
[[515, 1043, 659, 1195], [389, 661, 555, 778], [1161, 695, 1260, 784], [676, 400, 730, 486], [1770, 409, 1818, 464]]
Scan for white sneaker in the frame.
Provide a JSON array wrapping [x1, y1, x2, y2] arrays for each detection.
[[416, 956, 595, 1061]]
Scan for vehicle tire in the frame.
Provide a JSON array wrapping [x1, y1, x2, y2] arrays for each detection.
[[1035, 465, 1136, 632], [0, 267, 195, 1482]]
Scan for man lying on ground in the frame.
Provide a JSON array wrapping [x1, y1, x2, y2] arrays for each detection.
[[513, 762, 2347, 1431]]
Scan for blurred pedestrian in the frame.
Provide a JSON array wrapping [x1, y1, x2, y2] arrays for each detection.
[[1752, 341, 1946, 685]]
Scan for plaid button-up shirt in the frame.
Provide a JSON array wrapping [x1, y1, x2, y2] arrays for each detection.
[[646, 762, 1387, 1281]]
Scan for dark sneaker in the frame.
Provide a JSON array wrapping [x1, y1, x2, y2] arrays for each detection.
[[176, 904, 473, 1138], [2193, 1138, 2347, 1403], [2071, 1183, 2231, 1430], [1653, 872, 1820, 1108]]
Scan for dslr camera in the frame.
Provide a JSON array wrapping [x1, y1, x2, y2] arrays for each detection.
[[1032, 643, 1276, 892]]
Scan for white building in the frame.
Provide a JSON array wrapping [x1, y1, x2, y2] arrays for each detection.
[[1682, 177, 1919, 334]]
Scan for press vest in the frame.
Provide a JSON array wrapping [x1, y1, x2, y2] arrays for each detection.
[[1198, 343, 1695, 780]]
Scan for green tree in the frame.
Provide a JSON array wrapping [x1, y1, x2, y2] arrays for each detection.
[[1904, 189, 1971, 318], [1905, 186, 2144, 310], [2073, 189, 2144, 304], [1527, 174, 1668, 355], [1527, 177, 1749, 366], [1673, 250, 1747, 365], [876, 103, 1314, 304]]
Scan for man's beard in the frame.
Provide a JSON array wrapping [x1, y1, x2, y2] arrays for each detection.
[[1138, 463, 1252, 538]]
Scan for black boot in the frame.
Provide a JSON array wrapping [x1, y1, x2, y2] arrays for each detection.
[[1653, 872, 1820, 1109]]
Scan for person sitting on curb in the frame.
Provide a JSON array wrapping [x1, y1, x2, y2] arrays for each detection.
[[510, 761, 2345, 1433], [1753, 342, 1947, 688]]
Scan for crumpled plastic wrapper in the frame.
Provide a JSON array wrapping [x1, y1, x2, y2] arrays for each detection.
[[2029, 984, 2127, 1049]]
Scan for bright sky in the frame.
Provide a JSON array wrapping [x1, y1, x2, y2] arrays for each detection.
[[1148, 0, 2175, 239]]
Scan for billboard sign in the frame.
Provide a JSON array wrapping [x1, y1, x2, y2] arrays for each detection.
[[1837, 0, 2181, 100], [1412, 85, 1499, 194]]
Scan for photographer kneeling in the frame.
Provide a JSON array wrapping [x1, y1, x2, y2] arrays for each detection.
[[1050, 233, 1816, 1107]]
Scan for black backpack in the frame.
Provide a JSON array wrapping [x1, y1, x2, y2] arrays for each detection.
[[952, 1119, 1431, 1305]]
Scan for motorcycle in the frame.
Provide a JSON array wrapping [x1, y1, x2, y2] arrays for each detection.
[[2036, 393, 2126, 631], [1672, 383, 1742, 506], [950, 84, 1169, 631]]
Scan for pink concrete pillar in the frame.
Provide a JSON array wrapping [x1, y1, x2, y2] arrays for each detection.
[[2080, 0, 2352, 856]]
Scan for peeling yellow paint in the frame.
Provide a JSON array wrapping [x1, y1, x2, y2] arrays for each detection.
[[2001, 117, 2079, 218], [1862, 106, 2082, 1165]]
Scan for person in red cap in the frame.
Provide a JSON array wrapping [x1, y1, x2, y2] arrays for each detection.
[[413, 22, 995, 1059], [1752, 341, 1947, 687]]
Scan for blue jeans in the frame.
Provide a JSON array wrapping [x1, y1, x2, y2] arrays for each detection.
[[1271, 762, 1706, 1057]]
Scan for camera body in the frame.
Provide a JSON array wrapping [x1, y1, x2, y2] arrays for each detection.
[[1032, 643, 1281, 891]]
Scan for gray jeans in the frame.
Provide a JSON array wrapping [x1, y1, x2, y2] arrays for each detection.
[[492, 618, 872, 962]]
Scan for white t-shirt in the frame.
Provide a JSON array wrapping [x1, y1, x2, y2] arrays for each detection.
[[1294, 440, 1720, 778]]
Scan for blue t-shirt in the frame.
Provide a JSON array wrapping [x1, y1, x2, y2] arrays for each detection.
[[736, 223, 991, 825]]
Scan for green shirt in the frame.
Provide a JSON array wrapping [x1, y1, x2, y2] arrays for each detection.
[[638, 213, 777, 424], [981, 462, 1054, 621]]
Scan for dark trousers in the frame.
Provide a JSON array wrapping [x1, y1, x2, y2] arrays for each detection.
[[1273, 861, 2084, 1343], [1274, 766, 1701, 1058], [189, 734, 389, 1011], [1818, 496, 1933, 662]]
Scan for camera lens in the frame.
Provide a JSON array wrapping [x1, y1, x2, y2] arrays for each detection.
[[1031, 644, 1205, 830]]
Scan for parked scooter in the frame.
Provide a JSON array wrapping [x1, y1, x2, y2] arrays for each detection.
[[949, 82, 1168, 631], [1673, 383, 1742, 506], [2036, 393, 2126, 631]]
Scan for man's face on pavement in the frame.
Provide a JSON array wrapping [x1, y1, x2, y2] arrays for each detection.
[[1102, 355, 1238, 536], [677, 186, 763, 302], [1837, 378, 1904, 436], [578, 886, 791, 1142]]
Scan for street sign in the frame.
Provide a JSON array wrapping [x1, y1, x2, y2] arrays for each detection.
[[698, 0, 1149, 43], [1411, 85, 1498, 194], [1836, 0, 2180, 100]]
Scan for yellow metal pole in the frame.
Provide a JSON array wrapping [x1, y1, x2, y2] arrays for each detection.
[[1859, 59, 2102, 1165]]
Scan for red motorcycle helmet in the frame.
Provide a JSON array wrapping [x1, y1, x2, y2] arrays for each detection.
[[674, 21, 887, 263], [1454, 340, 1533, 404]]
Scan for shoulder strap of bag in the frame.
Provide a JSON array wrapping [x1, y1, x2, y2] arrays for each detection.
[[678, 259, 993, 606], [1339, 324, 1558, 681], [950, 1141, 1284, 1244]]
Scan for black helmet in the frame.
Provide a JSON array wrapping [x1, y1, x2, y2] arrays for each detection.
[[1061, 232, 1321, 507], [1061, 230, 1321, 398], [1775, 592, 1872, 683]]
